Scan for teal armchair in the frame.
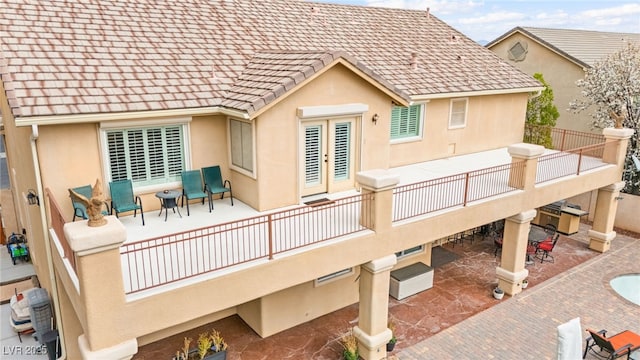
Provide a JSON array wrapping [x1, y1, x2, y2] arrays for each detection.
[[181, 170, 211, 215], [202, 166, 233, 210], [69, 184, 110, 221], [109, 179, 145, 225]]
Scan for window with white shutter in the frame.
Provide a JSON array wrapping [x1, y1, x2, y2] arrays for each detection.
[[105, 125, 185, 186]]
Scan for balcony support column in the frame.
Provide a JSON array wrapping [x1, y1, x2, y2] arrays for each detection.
[[356, 170, 400, 232], [496, 210, 535, 295], [602, 128, 634, 167], [353, 255, 397, 360], [64, 216, 138, 359], [507, 143, 545, 191], [588, 182, 625, 253]]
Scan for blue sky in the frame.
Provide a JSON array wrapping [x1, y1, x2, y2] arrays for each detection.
[[322, 1, 640, 43]]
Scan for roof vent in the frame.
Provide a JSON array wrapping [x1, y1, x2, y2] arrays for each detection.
[[425, 7, 430, 19], [410, 52, 419, 70]]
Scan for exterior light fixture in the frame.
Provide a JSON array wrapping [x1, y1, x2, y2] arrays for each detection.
[[27, 189, 39, 206], [372, 113, 379, 124]]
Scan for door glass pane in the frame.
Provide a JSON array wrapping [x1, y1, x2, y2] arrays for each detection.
[[305, 125, 322, 185], [333, 122, 350, 180]]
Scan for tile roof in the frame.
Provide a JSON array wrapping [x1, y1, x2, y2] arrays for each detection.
[[0, 0, 540, 120], [222, 50, 410, 115], [487, 27, 640, 68]]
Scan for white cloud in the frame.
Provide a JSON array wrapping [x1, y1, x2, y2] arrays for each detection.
[[579, 3, 640, 18], [358, 0, 640, 42], [458, 10, 525, 25]]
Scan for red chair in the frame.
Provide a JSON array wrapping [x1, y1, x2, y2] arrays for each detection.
[[535, 233, 560, 263], [583, 328, 640, 360]]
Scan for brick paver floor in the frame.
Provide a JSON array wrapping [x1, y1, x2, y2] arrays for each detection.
[[398, 227, 640, 359]]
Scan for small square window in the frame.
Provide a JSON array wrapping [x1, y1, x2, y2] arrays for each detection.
[[449, 98, 468, 129]]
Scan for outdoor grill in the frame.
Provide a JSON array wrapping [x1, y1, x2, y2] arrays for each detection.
[[539, 200, 567, 216], [533, 200, 588, 235]]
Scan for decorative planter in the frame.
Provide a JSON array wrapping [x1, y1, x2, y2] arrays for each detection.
[[493, 288, 504, 300], [386, 340, 396, 352], [522, 280, 529, 289]]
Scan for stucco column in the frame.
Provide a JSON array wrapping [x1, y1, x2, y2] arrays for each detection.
[[587, 182, 625, 253], [602, 128, 635, 167], [507, 143, 545, 191], [64, 216, 138, 360], [496, 210, 534, 295], [353, 255, 397, 360], [356, 170, 400, 232]]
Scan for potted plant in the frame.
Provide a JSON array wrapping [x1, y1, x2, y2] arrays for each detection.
[[493, 287, 504, 300], [521, 279, 529, 289], [386, 320, 397, 352], [173, 329, 228, 360], [340, 329, 359, 360]]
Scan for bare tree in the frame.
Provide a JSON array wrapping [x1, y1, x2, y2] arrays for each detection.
[[569, 43, 640, 194]]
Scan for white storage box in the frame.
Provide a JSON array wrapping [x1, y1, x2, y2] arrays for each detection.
[[389, 262, 434, 300]]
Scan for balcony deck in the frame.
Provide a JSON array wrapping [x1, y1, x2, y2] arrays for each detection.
[[120, 147, 520, 243], [104, 145, 613, 296]]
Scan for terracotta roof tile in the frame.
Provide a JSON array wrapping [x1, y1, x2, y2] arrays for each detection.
[[1, 0, 540, 119]]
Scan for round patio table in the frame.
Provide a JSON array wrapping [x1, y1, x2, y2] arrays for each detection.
[[156, 190, 182, 221]]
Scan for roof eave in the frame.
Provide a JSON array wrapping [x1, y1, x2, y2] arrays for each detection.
[[410, 86, 545, 101], [247, 57, 411, 119], [13, 106, 250, 127]]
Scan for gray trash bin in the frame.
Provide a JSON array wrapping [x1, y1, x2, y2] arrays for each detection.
[[41, 329, 60, 360]]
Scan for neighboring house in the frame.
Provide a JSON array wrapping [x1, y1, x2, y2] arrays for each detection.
[[0, 2, 632, 360], [486, 26, 640, 134]]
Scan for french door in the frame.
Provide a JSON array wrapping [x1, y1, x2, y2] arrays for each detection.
[[301, 118, 356, 196]]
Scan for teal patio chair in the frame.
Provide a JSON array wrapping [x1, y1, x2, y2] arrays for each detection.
[[109, 179, 145, 225], [202, 165, 233, 210], [180, 170, 211, 215], [69, 184, 110, 221]]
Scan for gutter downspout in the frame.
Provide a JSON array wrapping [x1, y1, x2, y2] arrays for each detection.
[[30, 124, 66, 359]]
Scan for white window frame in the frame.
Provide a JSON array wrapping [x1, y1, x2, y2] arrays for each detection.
[[395, 245, 425, 259], [448, 98, 468, 129], [228, 118, 256, 178], [390, 103, 424, 143], [99, 117, 191, 193]]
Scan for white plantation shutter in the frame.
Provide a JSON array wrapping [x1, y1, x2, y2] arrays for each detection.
[[164, 127, 184, 177], [305, 125, 322, 185], [107, 132, 127, 181], [333, 122, 350, 180], [106, 125, 185, 186]]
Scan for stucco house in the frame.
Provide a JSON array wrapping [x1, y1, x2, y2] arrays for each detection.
[[0, 2, 633, 360], [486, 26, 640, 134]]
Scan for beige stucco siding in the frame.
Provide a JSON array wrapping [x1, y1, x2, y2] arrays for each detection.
[[37, 116, 234, 220], [390, 93, 528, 167], [253, 64, 394, 211], [489, 34, 592, 133]]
